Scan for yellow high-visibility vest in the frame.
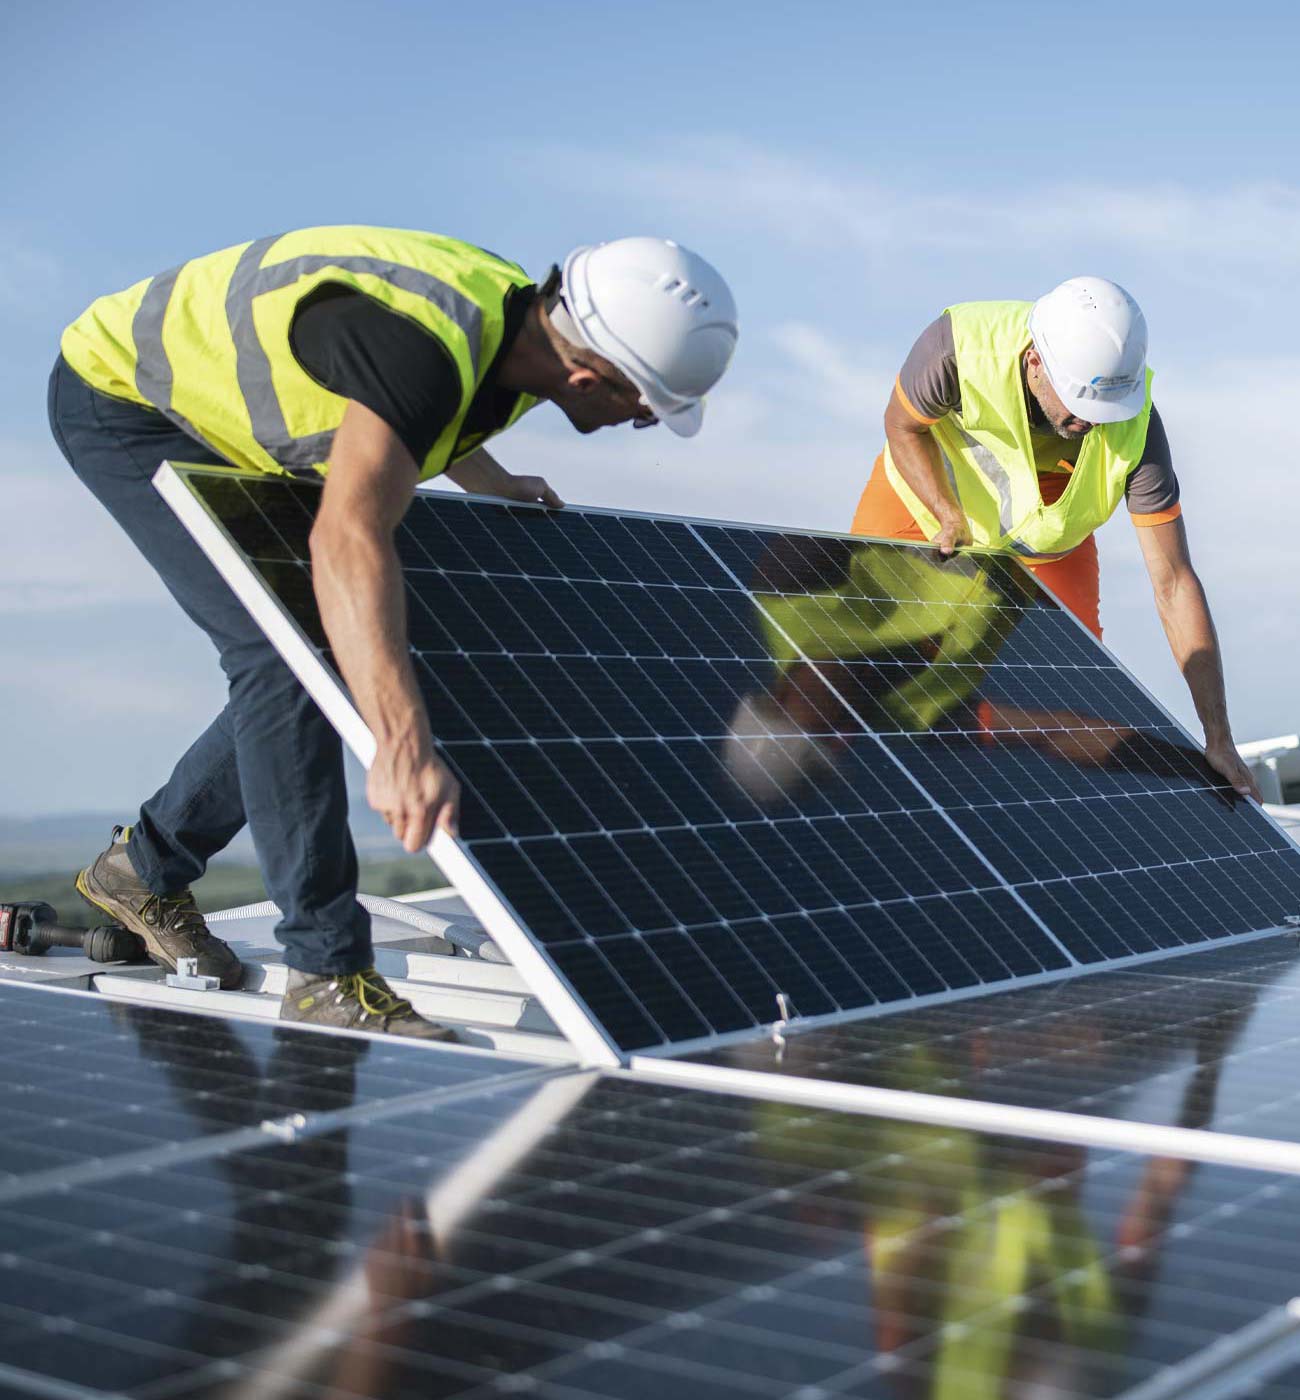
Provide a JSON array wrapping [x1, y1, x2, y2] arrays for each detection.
[[883, 300, 1154, 558], [61, 225, 539, 480]]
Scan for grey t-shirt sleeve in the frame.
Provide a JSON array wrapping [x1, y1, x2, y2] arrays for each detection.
[[896, 313, 961, 421], [1124, 405, 1181, 517]]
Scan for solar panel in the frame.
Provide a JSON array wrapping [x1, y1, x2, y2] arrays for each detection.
[[685, 935, 1300, 1142], [157, 464, 1300, 1061], [5, 1010, 1300, 1400], [0, 981, 541, 1191]]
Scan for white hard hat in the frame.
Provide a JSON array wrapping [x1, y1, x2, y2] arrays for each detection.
[[1028, 276, 1148, 424], [559, 237, 738, 436]]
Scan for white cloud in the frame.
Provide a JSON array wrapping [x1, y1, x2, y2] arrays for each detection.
[[1, 599, 228, 815], [576, 143, 1300, 272], [0, 440, 228, 811], [0, 441, 171, 614], [769, 322, 894, 427]]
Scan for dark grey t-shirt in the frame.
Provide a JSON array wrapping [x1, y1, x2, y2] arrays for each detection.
[[896, 313, 1180, 520]]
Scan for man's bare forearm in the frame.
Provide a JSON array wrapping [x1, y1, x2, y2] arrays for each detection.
[[881, 393, 968, 556], [444, 447, 508, 496], [446, 448, 565, 508], [310, 400, 461, 848], [886, 424, 959, 521], [311, 522, 429, 754], [1154, 572, 1233, 742], [1136, 517, 1257, 798]]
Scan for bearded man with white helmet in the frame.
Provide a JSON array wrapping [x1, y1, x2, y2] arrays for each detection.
[[850, 278, 1258, 800], [51, 227, 738, 1036]]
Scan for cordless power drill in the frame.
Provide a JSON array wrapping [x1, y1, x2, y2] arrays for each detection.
[[0, 901, 145, 963]]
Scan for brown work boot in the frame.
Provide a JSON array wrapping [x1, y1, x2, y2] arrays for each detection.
[[280, 967, 457, 1041], [76, 826, 243, 989]]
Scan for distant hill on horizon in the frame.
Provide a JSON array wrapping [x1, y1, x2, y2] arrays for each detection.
[[0, 801, 405, 879]]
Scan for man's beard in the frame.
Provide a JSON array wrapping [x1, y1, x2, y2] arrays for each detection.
[[1051, 416, 1090, 441], [1029, 382, 1088, 439]]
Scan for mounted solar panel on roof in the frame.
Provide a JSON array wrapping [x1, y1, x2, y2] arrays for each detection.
[[157, 464, 1300, 1060], [9, 980, 1300, 1400]]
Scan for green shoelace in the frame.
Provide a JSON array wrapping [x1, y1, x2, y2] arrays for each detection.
[[340, 968, 413, 1018]]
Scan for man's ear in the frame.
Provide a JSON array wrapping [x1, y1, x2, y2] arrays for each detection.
[[1024, 344, 1043, 375], [566, 366, 601, 396]]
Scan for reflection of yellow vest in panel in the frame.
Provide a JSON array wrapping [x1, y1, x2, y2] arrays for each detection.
[[883, 301, 1153, 558], [874, 1184, 1116, 1400], [61, 226, 538, 481], [756, 548, 1014, 731], [756, 1063, 1119, 1400]]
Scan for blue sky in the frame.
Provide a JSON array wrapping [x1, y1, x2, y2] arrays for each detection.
[[4, 0, 1300, 815]]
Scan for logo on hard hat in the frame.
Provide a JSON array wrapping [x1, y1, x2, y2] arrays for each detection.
[[1089, 374, 1137, 389]]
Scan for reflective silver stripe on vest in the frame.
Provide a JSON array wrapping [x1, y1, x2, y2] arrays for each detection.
[[133, 265, 182, 411], [226, 236, 485, 472], [935, 444, 963, 509], [938, 437, 1042, 554], [131, 266, 230, 465], [952, 423, 1020, 538]]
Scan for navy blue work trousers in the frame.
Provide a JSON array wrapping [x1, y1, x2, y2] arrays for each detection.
[[47, 356, 371, 975]]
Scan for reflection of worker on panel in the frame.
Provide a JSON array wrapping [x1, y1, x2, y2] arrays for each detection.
[[725, 534, 1226, 807], [753, 983, 1258, 1399]]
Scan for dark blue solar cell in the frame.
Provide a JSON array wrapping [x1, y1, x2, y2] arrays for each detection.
[[403, 586, 459, 654], [721, 918, 838, 1018], [199, 478, 300, 561], [622, 515, 737, 589], [548, 508, 639, 581], [545, 942, 661, 1046], [839, 904, 949, 998], [256, 562, 325, 646], [656, 827, 763, 923], [474, 842, 572, 938], [1021, 878, 1159, 962], [640, 930, 757, 1034], [597, 935, 711, 1042]]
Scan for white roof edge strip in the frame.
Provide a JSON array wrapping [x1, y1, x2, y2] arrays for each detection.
[[153, 462, 622, 1069], [626, 1054, 1300, 1177]]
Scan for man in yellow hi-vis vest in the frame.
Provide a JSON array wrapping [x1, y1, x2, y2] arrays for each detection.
[[851, 277, 1258, 801], [50, 227, 738, 1038]]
